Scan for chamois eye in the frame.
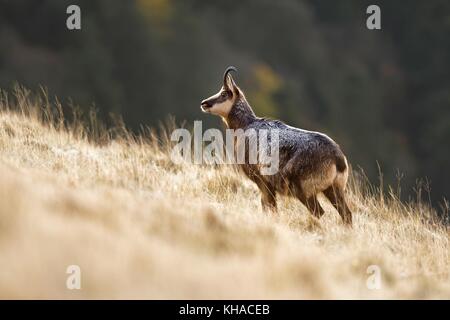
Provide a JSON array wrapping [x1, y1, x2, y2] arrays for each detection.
[[221, 91, 227, 97]]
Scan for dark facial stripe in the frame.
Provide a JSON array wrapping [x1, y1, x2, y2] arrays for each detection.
[[207, 90, 231, 106]]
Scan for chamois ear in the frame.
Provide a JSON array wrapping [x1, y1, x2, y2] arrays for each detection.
[[223, 66, 238, 92]]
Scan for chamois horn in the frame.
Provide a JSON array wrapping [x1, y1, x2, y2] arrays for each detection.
[[223, 66, 238, 86]]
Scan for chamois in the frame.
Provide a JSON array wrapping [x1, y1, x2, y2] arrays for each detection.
[[200, 66, 352, 225]]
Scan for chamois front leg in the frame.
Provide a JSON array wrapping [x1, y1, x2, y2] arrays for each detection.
[[259, 185, 277, 212]]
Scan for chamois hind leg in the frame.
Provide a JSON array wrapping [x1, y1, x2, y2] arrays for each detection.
[[295, 188, 324, 219], [323, 186, 352, 225], [305, 195, 325, 219]]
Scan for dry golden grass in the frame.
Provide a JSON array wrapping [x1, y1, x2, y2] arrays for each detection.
[[0, 88, 449, 299]]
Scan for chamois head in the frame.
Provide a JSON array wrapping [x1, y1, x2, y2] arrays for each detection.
[[201, 66, 240, 117]]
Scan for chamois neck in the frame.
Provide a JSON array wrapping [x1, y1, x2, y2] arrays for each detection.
[[224, 97, 257, 130]]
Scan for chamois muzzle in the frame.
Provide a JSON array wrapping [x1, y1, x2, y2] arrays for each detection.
[[200, 99, 212, 111]]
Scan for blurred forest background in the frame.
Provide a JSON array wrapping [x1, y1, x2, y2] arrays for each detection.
[[0, 0, 449, 204]]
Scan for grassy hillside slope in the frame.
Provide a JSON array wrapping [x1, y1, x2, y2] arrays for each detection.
[[0, 89, 448, 299]]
